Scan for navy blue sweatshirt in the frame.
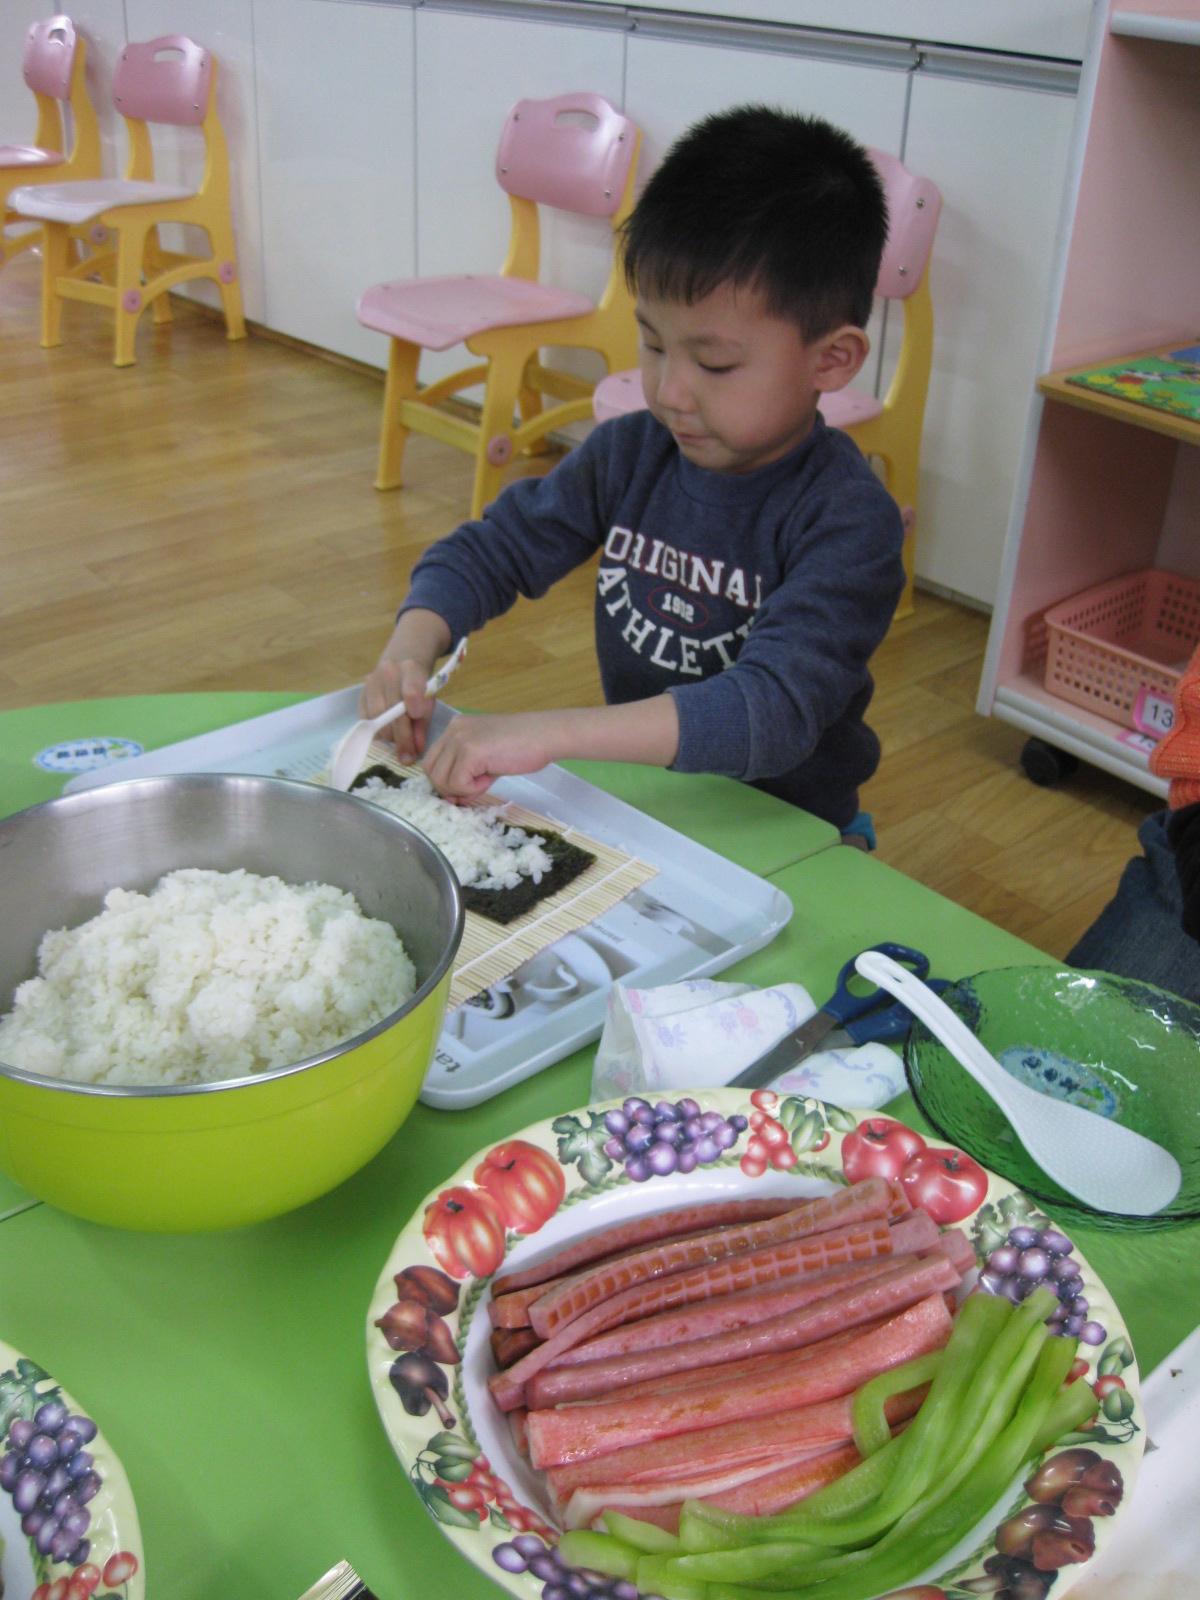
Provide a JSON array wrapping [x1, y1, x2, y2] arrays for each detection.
[[402, 410, 905, 829]]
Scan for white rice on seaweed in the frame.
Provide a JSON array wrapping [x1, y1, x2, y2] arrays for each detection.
[[353, 773, 553, 891]]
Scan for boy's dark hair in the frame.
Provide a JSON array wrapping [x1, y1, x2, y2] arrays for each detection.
[[622, 105, 888, 343]]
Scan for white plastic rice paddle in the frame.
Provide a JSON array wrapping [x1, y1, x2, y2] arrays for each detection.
[[854, 949, 1182, 1217], [328, 638, 468, 792]]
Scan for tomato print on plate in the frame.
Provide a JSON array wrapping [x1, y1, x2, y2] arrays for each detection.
[[366, 1092, 1143, 1600]]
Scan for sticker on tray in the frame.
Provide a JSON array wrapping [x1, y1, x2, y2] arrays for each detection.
[[1117, 729, 1158, 756], [1131, 688, 1175, 740], [34, 737, 144, 774]]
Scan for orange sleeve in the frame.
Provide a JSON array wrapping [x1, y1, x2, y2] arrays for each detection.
[[1150, 640, 1200, 807]]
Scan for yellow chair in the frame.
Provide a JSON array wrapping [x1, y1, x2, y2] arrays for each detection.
[[592, 148, 942, 620], [357, 93, 641, 518], [10, 34, 244, 367], [1, 16, 101, 274]]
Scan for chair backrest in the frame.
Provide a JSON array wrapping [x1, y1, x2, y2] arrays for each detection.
[[869, 148, 941, 301], [113, 35, 213, 128], [24, 16, 77, 101], [495, 94, 638, 220]]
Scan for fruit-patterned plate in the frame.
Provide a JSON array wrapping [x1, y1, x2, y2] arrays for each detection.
[[367, 1091, 1144, 1600], [0, 1342, 144, 1600]]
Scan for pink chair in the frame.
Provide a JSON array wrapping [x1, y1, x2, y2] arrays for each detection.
[[10, 34, 244, 366], [357, 93, 642, 518], [593, 148, 941, 618], [1, 16, 101, 274]]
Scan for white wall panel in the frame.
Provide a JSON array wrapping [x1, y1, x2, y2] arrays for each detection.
[[896, 74, 1076, 605], [124, 0, 264, 321], [412, 10, 625, 388], [253, 0, 415, 362]]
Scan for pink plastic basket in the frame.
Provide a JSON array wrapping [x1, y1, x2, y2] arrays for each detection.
[[1042, 568, 1200, 728]]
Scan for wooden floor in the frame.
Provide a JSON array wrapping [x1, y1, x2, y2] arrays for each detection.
[[0, 255, 1158, 957]]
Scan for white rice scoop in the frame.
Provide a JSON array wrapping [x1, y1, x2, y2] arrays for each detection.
[[328, 638, 467, 792]]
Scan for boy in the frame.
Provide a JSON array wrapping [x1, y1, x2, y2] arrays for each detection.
[[361, 105, 905, 831]]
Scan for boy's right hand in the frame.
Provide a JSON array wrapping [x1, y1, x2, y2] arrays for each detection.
[[359, 657, 439, 764], [360, 607, 454, 765]]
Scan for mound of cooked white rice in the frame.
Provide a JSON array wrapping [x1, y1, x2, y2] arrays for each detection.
[[0, 868, 417, 1087], [354, 773, 553, 891]]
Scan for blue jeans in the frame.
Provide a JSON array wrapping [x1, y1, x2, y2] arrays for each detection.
[[1067, 809, 1200, 1004]]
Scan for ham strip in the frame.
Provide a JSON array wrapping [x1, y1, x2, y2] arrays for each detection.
[[545, 1385, 928, 1502], [701, 1440, 864, 1518], [525, 1255, 959, 1408], [526, 1293, 953, 1469], [489, 1218, 897, 1411], [530, 1178, 894, 1341], [543, 1256, 904, 1369], [490, 1197, 806, 1298], [491, 1326, 541, 1368], [562, 1437, 842, 1528]]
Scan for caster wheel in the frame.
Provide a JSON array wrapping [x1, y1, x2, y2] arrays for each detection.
[[1020, 737, 1079, 787]]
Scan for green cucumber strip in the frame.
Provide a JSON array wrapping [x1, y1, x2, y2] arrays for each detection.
[[656, 1542, 824, 1584], [557, 1530, 641, 1580], [636, 1554, 711, 1600], [602, 1510, 684, 1553], [851, 1350, 944, 1457], [1031, 1369, 1100, 1452]]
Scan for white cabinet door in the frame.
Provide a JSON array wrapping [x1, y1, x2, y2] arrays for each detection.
[[411, 9, 626, 389], [628, 2, 1090, 59], [126, 0, 265, 323], [253, 0, 415, 361], [898, 73, 1077, 606]]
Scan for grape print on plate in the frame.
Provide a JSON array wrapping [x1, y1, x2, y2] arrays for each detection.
[[0, 1343, 144, 1600], [366, 1091, 1144, 1600]]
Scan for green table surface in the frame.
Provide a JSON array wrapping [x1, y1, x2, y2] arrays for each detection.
[[1, 707, 1196, 1600]]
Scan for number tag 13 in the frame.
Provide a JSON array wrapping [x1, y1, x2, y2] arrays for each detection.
[[1133, 687, 1176, 739]]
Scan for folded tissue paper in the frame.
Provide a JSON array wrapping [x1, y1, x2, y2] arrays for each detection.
[[590, 977, 907, 1107]]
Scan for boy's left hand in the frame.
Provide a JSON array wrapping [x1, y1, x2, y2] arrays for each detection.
[[423, 712, 563, 798]]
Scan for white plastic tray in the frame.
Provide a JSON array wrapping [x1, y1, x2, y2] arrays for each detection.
[[64, 690, 793, 1107]]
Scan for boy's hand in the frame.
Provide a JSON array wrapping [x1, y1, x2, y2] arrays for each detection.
[[423, 712, 563, 798], [423, 698, 681, 798], [360, 657, 439, 764], [360, 607, 453, 764]]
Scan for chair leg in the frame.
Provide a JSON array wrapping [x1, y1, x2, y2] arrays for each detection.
[[376, 338, 421, 492], [113, 221, 152, 367], [206, 218, 246, 342], [517, 358, 547, 456], [471, 347, 526, 518], [39, 223, 71, 349], [144, 229, 174, 327], [885, 453, 920, 620]]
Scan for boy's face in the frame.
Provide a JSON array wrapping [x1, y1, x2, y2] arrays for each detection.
[[635, 282, 842, 474]]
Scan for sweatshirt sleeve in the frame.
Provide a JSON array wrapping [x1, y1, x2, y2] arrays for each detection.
[[667, 474, 905, 782], [400, 430, 613, 640]]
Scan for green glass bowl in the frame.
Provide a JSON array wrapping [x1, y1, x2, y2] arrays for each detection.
[[904, 965, 1200, 1228]]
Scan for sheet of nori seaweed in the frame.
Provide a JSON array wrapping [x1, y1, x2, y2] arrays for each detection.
[[351, 766, 596, 924]]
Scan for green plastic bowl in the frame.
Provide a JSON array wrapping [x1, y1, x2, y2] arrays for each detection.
[[904, 965, 1200, 1228]]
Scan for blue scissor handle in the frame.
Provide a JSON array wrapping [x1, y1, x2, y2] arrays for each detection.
[[842, 977, 953, 1043], [825, 942, 931, 1024]]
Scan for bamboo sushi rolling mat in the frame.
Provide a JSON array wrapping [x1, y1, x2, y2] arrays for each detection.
[[325, 740, 658, 1009]]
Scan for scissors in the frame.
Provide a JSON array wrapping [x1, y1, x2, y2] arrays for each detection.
[[727, 941, 952, 1091]]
